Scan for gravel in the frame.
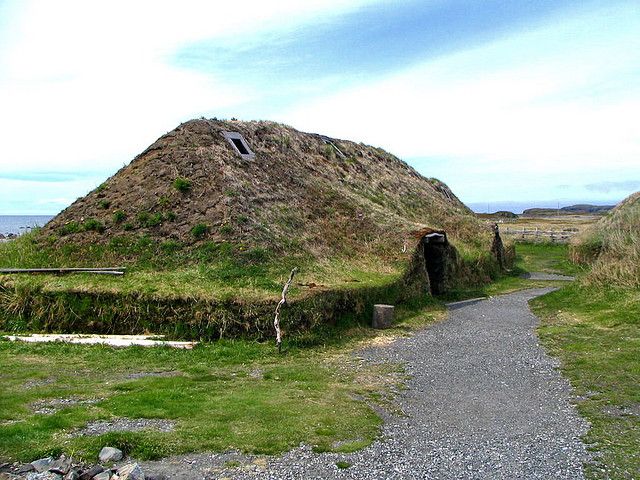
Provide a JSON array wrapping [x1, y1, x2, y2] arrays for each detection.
[[31, 397, 103, 415], [142, 288, 590, 479], [125, 371, 182, 380], [520, 272, 575, 281], [73, 418, 176, 436]]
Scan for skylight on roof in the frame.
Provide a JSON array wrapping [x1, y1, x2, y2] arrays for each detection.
[[222, 131, 255, 160]]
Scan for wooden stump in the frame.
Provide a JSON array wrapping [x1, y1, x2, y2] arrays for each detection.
[[372, 304, 395, 329]]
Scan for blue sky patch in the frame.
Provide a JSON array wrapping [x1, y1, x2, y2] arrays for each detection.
[[174, 0, 590, 91]]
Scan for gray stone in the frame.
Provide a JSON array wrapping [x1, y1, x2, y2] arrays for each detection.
[[117, 463, 144, 480], [92, 472, 111, 480], [77, 419, 175, 437], [49, 457, 72, 475], [372, 304, 394, 329], [78, 465, 104, 480], [26, 473, 62, 480], [98, 447, 123, 463], [30, 458, 54, 473], [63, 471, 79, 480], [17, 464, 36, 474]]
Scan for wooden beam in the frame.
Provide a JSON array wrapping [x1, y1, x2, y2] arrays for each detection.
[[0, 267, 126, 275]]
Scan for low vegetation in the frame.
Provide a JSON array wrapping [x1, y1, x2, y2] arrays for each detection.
[[570, 192, 640, 288], [172, 177, 191, 193], [0, 299, 443, 463], [442, 241, 576, 300], [532, 286, 639, 479], [531, 193, 640, 479], [515, 242, 583, 276]]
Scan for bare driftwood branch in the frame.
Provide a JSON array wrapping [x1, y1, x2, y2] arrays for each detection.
[[274, 267, 298, 353]]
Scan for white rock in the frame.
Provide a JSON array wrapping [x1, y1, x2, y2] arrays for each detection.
[[98, 446, 123, 463], [117, 463, 144, 480]]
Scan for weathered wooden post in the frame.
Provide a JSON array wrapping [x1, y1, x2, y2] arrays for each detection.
[[372, 304, 395, 329]]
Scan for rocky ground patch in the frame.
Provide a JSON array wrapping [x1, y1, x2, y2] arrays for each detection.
[[0, 449, 148, 480]]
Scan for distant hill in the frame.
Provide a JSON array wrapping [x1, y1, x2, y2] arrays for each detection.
[[523, 204, 614, 216], [476, 211, 518, 219]]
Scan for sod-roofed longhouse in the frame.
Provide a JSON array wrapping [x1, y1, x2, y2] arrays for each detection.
[[3, 119, 511, 339], [44, 119, 501, 267]]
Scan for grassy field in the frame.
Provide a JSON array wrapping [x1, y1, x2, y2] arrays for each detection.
[[496, 213, 600, 244], [515, 243, 584, 276], [0, 239, 538, 465], [2, 238, 636, 478], [0, 299, 443, 463], [489, 213, 601, 230], [531, 195, 640, 478], [532, 286, 639, 479], [442, 241, 578, 300]]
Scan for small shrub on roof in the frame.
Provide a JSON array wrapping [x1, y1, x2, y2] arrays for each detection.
[[137, 212, 163, 228], [173, 177, 191, 193], [59, 221, 82, 235], [83, 218, 105, 233], [191, 223, 210, 239], [113, 210, 126, 223]]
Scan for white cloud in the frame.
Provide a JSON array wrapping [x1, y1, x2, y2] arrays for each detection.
[[1, 0, 638, 211], [281, 4, 640, 185], [0, 0, 377, 175]]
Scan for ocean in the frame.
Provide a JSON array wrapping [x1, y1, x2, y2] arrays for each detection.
[[0, 215, 54, 236]]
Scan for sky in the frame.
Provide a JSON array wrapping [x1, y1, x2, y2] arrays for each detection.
[[0, 0, 638, 214]]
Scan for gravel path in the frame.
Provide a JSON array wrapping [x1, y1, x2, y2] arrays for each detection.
[[521, 272, 575, 281], [143, 288, 589, 479]]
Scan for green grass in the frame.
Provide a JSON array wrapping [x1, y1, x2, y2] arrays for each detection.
[[0, 233, 402, 302], [0, 232, 420, 341], [442, 241, 579, 301], [531, 285, 639, 479], [0, 300, 443, 463], [514, 242, 584, 276], [172, 177, 191, 193]]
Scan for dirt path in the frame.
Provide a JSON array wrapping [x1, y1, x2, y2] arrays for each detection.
[[143, 288, 589, 479]]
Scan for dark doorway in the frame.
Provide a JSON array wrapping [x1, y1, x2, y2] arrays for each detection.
[[423, 233, 447, 295]]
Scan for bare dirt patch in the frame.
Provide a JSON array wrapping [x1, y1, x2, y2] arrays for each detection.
[[73, 418, 176, 436], [22, 377, 56, 390], [31, 397, 103, 415], [125, 371, 182, 380]]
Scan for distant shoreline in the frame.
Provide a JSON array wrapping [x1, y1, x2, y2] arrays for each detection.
[[467, 200, 620, 214], [0, 215, 54, 236]]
